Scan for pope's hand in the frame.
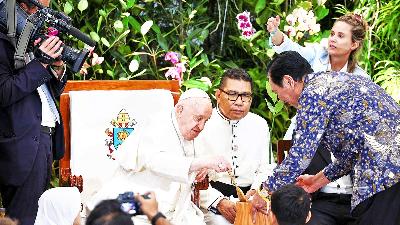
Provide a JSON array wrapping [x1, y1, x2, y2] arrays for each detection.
[[208, 156, 231, 172], [190, 156, 231, 173], [217, 199, 236, 224], [195, 168, 208, 182]]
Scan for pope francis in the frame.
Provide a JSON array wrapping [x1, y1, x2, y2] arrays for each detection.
[[88, 88, 231, 225]]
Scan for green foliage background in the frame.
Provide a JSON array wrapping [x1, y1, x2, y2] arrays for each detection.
[[53, 0, 398, 141], [0, 0, 399, 205], [48, 0, 399, 153]]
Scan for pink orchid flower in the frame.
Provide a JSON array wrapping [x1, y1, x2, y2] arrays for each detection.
[[238, 21, 252, 30], [164, 52, 180, 65], [91, 53, 104, 66], [241, 28, 256, 39], [175, 62, 186, 74], [165, 67, 181, 80], [236, 11, 250, 22]]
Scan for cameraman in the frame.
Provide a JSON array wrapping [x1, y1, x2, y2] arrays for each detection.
[[135, 192, 172, 225], [0, 0, 67, 224]]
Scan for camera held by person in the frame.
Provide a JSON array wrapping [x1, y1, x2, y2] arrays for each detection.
[[0, 0, 96, 72]]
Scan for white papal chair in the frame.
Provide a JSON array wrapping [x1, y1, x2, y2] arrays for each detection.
[[58, 80, 180, 205]]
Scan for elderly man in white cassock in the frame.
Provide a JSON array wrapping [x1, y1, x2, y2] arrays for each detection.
[[89, 88, 231, 225]]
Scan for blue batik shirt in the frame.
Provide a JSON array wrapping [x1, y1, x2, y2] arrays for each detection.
[[263, 71, 400, 210]]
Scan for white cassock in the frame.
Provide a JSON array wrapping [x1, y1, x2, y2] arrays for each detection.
[[88, 110, 206, 225], [195, 107, 276, 225]]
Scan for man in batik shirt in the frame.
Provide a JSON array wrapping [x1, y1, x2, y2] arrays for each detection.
[[251, 51, 400, 225]]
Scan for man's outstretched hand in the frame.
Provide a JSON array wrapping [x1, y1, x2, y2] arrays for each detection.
[[296, 171, 330, 193], [250, 192, 270, 224]]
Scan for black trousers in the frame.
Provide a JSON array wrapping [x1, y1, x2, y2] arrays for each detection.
[[306, 192, 356, 225], [351, 182, 400, 225], [0, 131, 53, 225]]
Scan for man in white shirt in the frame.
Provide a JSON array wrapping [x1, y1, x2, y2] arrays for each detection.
[[89, 88, 231, 225], [195, 69, 275, 225]]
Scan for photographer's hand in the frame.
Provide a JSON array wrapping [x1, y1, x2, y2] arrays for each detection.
[[136, 192, 172, 225], [34, 36, 64, 68], [136, 192, 158, 220]]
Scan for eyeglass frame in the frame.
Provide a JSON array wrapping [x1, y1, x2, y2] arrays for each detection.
[[219, 88, 253, 103]]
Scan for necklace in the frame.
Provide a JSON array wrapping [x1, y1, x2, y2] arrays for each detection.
[[170, 110, 196, 157]]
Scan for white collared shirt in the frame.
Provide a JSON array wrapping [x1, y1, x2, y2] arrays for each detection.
[[37, 85, 57, 128], [196, 107, 275, 208], [26, 52, 63, 128]]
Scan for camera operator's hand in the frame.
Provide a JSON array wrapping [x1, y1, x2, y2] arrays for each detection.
[[135, 192, 158, 220], [34, 36, 64, 68]]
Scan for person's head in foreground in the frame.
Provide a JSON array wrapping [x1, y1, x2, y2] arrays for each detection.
[[0, 217, 19, 225], [34, 187, 81, 225], [85, 199, 133, 225], [216, 68, 253, 120], [267, 51, 313, 108], [270, 184, 311, 225], [175, 88, 212, 141]]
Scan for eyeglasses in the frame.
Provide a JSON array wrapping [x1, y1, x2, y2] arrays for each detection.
[[219, 89, 252, 102]]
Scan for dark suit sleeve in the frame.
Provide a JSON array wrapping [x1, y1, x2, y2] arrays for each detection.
[[0, 38, 53, 107]]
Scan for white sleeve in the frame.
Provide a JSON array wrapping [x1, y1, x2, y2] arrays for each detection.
[[251, 122, 276, 190], [199, 186, 225, 209], [140, 127, 193, 184], [271, 34, 318, 64], [283, 115, 297, 140]]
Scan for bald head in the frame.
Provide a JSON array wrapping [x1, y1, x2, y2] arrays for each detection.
[[175, 89, 212, 140]]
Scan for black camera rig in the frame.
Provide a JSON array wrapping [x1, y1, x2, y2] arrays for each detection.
[[0, 0, 96, 72]]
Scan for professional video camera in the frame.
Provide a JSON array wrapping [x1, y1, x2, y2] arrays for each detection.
[[0, 0, 96, 72], [117, 191, 150, 216]]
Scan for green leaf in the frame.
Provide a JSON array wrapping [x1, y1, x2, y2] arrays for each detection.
[[185, 40, 192, 58], [114, 20, 124, 33], [119, 0, 127, 9], [182, 80, 209, 91], [274, 101, 284, 113], [297, 1, 312, 10], [126, 0, 136, 8], [96, 16, 103, 33], [77, 0, 88, 12], [266, 101, 276, 114], [128, 16, 141, 33], [272, 0, 285, 5], [101, 37, 110, 47], [99, 9, 107, 17], [63, 2, 73, 15], [255, 0, 266, 14], [201, 53, 209, 66], [266, 80, 277, 102], [315, 6, 329, 21], [266, 49, 275, 58], [151, 23, 161, 35], [190, 59, 205, 70], [157, 34, 168, 51], [106, 69, 114, 78], [222, 61, 239, 69], [90, 32, 100, 42]]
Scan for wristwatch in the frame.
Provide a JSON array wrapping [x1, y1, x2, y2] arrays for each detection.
[[151, 212, 166, 225]]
